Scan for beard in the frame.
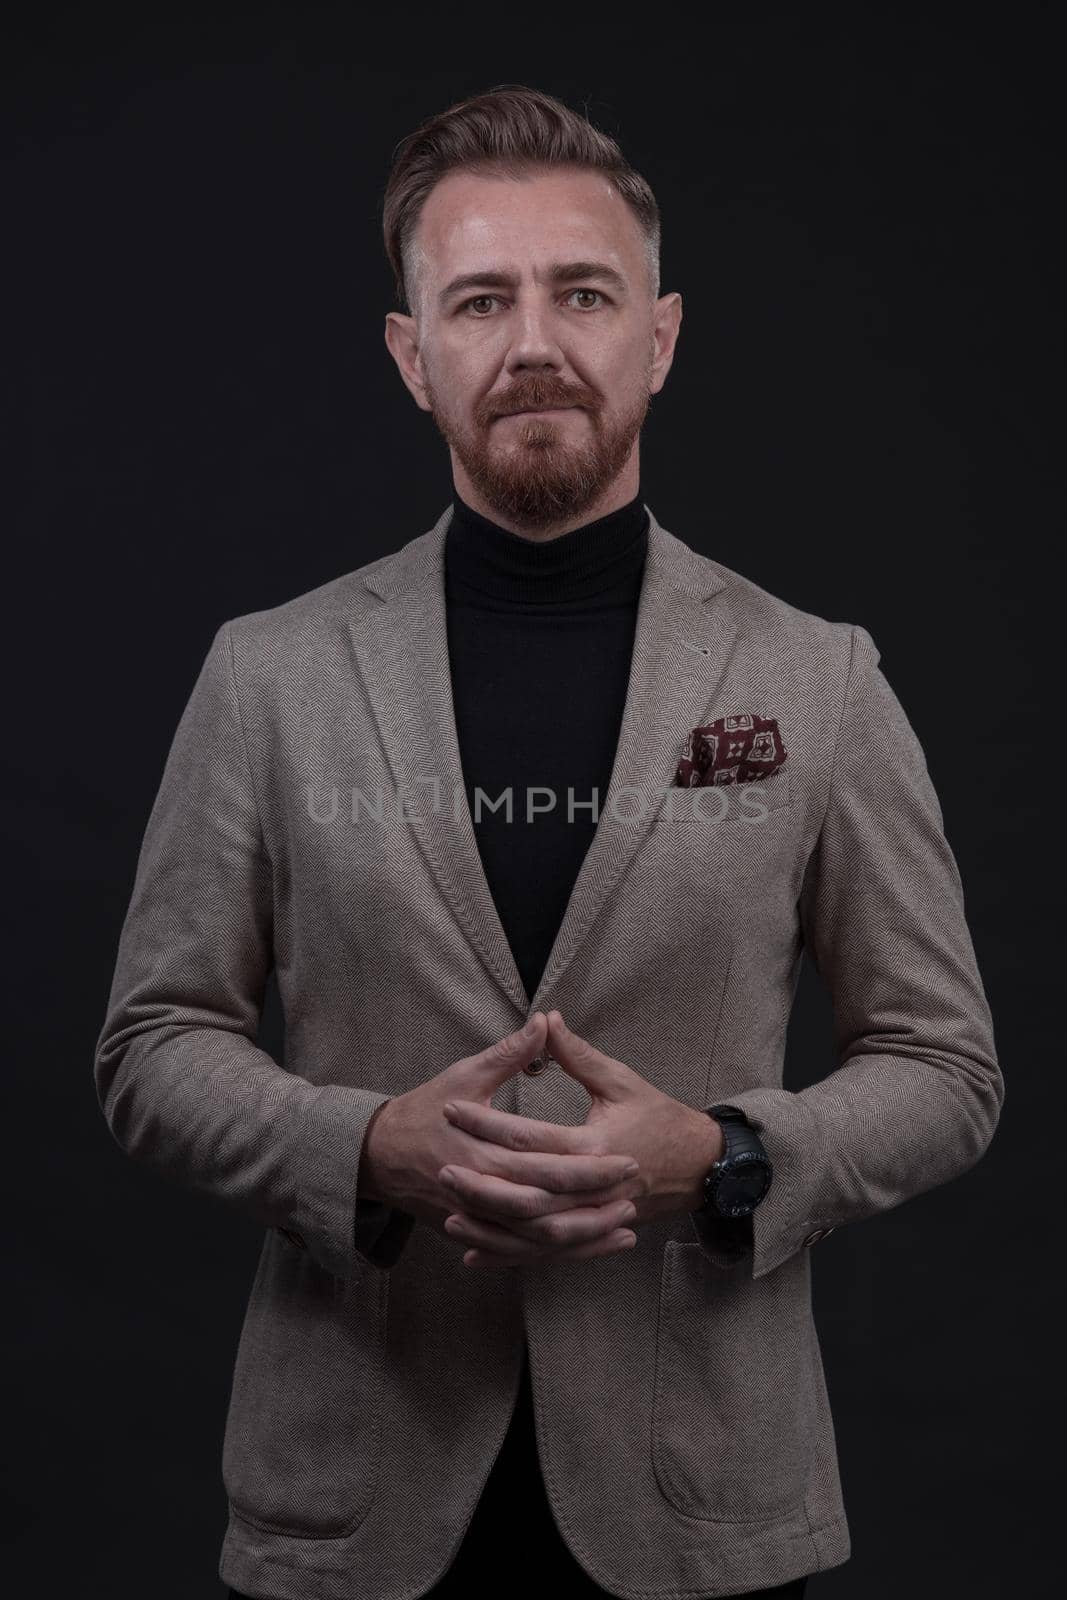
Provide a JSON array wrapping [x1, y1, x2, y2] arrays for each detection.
[[423, 373, 651, 533]]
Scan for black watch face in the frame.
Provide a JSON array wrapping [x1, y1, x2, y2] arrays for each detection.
[[717, 1166, 770, 1208]]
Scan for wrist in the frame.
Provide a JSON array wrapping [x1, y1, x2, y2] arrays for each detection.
[[359, 1100, 396, 1204], [681, 1107, 724, 1211]]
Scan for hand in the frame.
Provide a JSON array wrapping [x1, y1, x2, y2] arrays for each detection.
[[440, 1010, 724, 1267], [359, 1012, 642, 1263]]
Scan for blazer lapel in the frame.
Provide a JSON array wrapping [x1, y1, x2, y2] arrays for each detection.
[[351, 502, 737, 1018]]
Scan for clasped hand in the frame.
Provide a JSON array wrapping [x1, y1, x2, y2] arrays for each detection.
[[436, 1010, 721, 1269]]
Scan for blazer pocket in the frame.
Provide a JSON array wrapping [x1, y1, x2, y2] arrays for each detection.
[[651, 1240, 817, 1523], [222, 1230, 389, 1538], [657, 767, 793, 825]]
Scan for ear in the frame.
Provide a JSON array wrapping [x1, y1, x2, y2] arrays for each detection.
[[384, 312, 432, 413], [650, 290, 683, 397]]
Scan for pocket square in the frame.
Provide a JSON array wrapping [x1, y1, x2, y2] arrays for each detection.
[[674, 712, 788, 788]]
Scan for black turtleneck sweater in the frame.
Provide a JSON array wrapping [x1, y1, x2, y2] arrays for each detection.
[[440, 485, 649, 1583], [444, 486, 650, 1003]]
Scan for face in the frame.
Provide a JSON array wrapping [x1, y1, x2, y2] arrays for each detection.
[[384, 166, 682, 536]]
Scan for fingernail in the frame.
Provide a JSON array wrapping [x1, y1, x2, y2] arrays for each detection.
[[443, 1102, 457, 1117], [623, 1161, 640, 1177]]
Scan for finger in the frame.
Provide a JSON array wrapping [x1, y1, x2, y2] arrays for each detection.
[[439, 1159, 639, 1216], [443, 1210, 551, 1262], [446, 1198, 637, 1256], [444, 1170, 643, 1225], [452, 1014, 549, 1097], [462, 1248, 522, 1271], [463, 1229, 638, 1269], [441, 1113, 643, 1203], [513, 1199, 638, 1249], [442, 1099, 586, 1154], [482, 1150, 642, 1198], [497, 1187, 643, 1235], [545, 1011, 631, 1101], [442, 1100, 640, 1186]]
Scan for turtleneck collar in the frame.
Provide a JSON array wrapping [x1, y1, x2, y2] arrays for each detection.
[[445, 487, 649, 605]]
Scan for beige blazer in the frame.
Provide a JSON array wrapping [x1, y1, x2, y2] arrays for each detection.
[[94, 501, 1003, 1599]]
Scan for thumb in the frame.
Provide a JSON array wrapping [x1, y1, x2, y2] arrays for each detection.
[[456, 1012, 549, 1100], [546, 1011, 628, 1101]]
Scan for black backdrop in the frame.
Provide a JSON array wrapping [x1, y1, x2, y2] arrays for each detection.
[[4, 7, 1058, 1594]]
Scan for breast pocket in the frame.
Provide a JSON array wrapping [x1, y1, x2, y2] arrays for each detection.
[[222, 1231, 389, 1538], [651, 1240, 817, 1523], [640, 775, 796, 921], [657, 765, 793, 826]]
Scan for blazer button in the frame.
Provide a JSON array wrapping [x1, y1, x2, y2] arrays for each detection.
[[803, 1226, 836, 1247], [524, 1051, 556, 1075]]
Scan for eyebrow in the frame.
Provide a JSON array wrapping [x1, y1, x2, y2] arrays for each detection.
[[438, 260, 629, 308]]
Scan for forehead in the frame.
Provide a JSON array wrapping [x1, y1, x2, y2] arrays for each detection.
[[415, 167, 642, 277]]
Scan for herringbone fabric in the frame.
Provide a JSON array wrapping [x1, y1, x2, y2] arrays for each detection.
[[94, 502, 1002, 1599]]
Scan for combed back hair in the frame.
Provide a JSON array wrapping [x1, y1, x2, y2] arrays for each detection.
[[381, 84, 661, 320]]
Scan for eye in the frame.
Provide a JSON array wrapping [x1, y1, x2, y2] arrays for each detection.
[[459, 289, 608, 316]]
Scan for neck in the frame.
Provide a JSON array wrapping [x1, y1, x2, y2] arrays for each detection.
[[445, 485, 649, 606]]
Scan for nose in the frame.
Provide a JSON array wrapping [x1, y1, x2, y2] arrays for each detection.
[[502, 312, 567, 374]]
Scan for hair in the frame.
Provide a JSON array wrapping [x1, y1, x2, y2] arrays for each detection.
[[381, 84, 661, 321]]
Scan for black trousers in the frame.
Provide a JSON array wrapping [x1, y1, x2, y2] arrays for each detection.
[[230, 1345, 810, 1600]]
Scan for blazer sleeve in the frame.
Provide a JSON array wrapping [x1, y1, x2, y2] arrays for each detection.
[[93, 620, 417, 1279], [688, 623, 1004, 1278]]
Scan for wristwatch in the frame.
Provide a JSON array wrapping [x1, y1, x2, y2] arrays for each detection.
[[699, 1104, 773, 1219]]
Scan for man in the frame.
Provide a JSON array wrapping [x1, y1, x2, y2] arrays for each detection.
[[94, 86, 1002, 1600]]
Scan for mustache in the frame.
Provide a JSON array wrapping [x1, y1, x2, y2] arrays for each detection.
[[491, 387, 592, 416]]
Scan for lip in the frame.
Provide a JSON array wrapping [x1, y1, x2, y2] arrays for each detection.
[[503, 406, 578, 416]]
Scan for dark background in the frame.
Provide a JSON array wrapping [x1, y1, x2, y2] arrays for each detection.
[[4, 5, 1058, 1593]]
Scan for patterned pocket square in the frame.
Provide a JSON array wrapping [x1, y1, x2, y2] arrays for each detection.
[[674, 712, 788, 788]]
